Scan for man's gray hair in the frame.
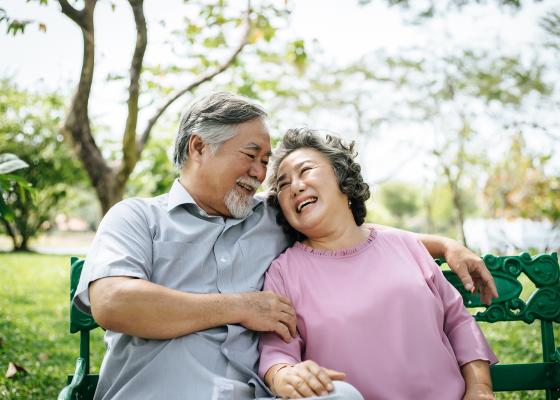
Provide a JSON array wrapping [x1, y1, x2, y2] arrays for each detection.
[[173, 92, 267, 168]]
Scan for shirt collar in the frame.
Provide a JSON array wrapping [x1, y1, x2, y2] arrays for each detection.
[[167, 179, 197, 212], [166, 179, 266, 215]]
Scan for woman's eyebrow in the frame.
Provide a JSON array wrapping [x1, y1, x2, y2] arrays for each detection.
[[277, 160, 310, 184]]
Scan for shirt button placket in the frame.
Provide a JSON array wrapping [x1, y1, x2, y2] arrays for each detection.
[[215, 227, 233, 293]]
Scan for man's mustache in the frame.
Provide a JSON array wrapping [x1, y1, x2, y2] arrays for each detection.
[[236, 177, 260, 192]]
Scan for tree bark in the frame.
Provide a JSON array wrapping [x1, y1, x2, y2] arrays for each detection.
[[58, 0, 116, 214]]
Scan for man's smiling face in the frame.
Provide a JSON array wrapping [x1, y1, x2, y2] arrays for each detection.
[[197, 117, 271, 218]]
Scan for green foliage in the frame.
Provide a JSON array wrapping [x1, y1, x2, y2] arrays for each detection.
[[541, 10, 560, 51], [0, 1, 48, 36], [358, 0, 527, 23], [126, 138, 177, 198], [483, 134, 560, 226], [143, 0, 293, 99], [0, 154, 33, 223], [0, 81, 88, 251], [378, 181, 420, 226]]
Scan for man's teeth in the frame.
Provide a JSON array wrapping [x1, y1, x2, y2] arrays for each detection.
[[297, 197, 317, 213]]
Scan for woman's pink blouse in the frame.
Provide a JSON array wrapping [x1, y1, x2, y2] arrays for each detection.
[[258, 228, 497, 399]]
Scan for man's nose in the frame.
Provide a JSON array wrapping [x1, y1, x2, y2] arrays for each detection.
[[250, 161, 266, 183]]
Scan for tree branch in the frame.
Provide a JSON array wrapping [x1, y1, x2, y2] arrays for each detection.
[[118, 0, 148, 184], [58, 0, 85, 27], [136, 0, 253, 157], [59, 0, 112, 201]]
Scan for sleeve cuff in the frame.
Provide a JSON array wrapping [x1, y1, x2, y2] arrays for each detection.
[[448, 319, 499, 366]]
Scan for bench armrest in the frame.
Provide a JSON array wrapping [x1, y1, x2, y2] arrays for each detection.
[[57, 357, 86, 400]]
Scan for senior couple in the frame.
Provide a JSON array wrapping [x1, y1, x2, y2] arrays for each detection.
[[75, 92, 498, 400]]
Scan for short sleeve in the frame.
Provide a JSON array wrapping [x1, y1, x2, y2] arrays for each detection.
[[405, 234, 498, 366], [258, 259, 304, 379], [73, 198, 153, 315]]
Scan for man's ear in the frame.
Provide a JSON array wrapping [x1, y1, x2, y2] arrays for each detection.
[[187, 134, 206, 162]]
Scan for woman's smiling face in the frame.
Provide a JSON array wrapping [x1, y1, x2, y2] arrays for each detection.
[[276, 148, 350, 238]]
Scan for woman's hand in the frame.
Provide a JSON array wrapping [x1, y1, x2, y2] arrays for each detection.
[[270, 360, 346, 398], [462, 383, 495, 400]]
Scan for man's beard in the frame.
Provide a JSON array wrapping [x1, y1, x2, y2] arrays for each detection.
[[224, 177, 260, 219]]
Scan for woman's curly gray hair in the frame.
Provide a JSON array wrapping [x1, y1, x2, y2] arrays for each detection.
[[267, 128, 370, 243]]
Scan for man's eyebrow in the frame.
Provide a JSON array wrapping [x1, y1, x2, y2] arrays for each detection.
[[242, 143, 272, 157]]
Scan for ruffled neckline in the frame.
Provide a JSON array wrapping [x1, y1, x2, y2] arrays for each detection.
[[293, 227, 377, 258]]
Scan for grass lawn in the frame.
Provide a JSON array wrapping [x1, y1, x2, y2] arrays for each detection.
[[0, 252, 558, 399], [0, 253, 104, 399]]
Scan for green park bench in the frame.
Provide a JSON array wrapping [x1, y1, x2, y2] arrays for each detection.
[[58, 253, 560, 400]]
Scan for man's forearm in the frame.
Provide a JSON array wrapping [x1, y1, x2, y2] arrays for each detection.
[[415, 232, 456, 259], [90, 277, 243, 339], [372, 223, 454, 259]]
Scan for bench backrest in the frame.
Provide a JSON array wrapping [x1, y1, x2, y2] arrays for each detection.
[[441, 252, 560, 398]]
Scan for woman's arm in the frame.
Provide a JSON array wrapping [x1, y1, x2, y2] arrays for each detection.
[[461, 360, 494, 400]]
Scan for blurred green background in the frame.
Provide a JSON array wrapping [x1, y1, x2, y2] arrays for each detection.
[[0, 0, 559, 398]]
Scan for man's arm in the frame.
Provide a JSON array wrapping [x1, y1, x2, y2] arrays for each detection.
[[416, 233, 498, 305], [372, 224, 498, 305], [90, 277, 297, 341]]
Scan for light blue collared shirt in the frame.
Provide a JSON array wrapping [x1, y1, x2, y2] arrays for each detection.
[[74, 179, 290, 400]]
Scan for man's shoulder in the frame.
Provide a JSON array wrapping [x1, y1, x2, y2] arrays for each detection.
[[253, 191, 279, 214], [113, 194, 168, 211], [102, 194, 168, 226]]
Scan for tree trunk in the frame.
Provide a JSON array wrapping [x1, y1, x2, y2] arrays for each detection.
[[2, 219, 19, 251], [425, 197, 435, 233], [14, 237, 29, 252], [96, 171, 126, 215], [451, 188, 467, 246]]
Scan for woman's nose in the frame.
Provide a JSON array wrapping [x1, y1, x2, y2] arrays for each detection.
[[291, 178, 306, 195]]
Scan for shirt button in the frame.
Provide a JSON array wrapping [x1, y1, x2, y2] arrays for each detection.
[[220, 257, 228, 263]]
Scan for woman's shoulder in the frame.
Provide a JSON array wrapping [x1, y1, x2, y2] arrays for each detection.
[[271, 245, 306, 267]]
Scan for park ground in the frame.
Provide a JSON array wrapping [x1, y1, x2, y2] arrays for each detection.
[[0, 251, 558, 399]]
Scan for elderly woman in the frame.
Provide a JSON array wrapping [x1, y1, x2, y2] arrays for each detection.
[[258, 128, 498, 400]]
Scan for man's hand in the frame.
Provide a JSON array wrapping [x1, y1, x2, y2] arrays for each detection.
[[270, 361, 346, 398], [445, 242, 498, 305], [235, 291, 297, 342]]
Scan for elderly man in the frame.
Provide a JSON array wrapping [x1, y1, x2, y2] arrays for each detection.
[[74, 92, 497, 400]]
